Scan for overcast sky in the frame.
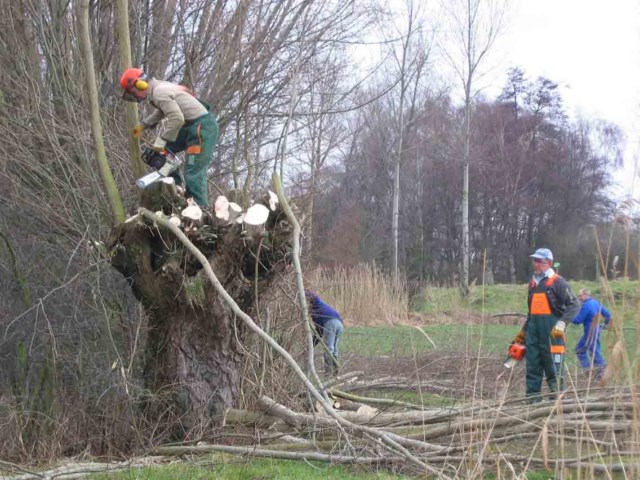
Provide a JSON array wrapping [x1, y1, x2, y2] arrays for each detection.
[[493, 0, 640, 198]]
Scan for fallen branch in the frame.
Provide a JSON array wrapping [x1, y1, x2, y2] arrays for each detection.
[[1, 457, 165, 480], [322, 371, 363, 390], [491, 313, 527, 318], [153, 443, 402, 465], [223, 409, 280, 429], [330, 388, 436, 411]]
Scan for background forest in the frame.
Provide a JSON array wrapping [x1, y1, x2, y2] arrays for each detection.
[[0, 0, 635, 465]]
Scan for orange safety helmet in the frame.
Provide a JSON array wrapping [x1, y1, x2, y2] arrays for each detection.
[[120, 68, 149, 101]]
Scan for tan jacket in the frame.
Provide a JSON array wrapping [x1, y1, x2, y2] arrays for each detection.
[[142, 80, 208, 142]]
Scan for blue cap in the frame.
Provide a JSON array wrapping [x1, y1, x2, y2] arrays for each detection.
[[530, 248, 553, 261]]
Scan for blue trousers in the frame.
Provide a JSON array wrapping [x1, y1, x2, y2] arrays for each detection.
[[575, 325, 606, 369], [322, 318, 343, 372]]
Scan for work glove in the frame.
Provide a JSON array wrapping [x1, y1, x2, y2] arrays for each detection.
[[512, 330, 526, 345], [550, 320, 566, 339], [132, 124, 145, 138], [152, 137, 167, 152]]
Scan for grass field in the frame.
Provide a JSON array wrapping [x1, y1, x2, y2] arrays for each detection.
[[89, 458, 405, 480], [87, 462, 575, 480], [341, 323, 622, 372], [415, 279, 640, 317]]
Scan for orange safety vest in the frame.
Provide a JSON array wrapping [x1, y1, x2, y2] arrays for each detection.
[[529, 274, 565, 351], [528, 274, 558, 316]]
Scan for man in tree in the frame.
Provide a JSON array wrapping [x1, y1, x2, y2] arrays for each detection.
[[306, 291, 344, 376], [120, 67, 219, 207], [572, 288, 611, 379], [512, 248, 580, 402]]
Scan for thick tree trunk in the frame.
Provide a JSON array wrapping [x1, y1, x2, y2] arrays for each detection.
[[143, 300, 242, 426], [109, 191, 290, 433]]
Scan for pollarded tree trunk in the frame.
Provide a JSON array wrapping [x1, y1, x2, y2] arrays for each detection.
[[109, 190, 291, 432]]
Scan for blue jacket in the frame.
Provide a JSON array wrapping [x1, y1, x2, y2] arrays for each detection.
[[307, 293, 342, 329], [571, 297, 611, 334]]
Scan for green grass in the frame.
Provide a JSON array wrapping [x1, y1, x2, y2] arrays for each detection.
[[342, 324, 517, 356], [365, 389, 458, 408], [414, 279, 640, 317], [88, 458, 406, 479], [342, 279, 640, 377], [342, 324, 603, 372]]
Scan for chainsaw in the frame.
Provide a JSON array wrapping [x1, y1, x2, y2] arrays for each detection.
[[503, 342, 526, 368], [136, 147, 181, 188]]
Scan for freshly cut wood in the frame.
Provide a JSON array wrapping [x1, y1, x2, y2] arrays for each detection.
[[268, 190, 279, 210], [160, 177, 182, 201], [244, 204, 270, 225], [214, 195, 230, 220], [332, 398, 363, 411], [181, 198, 204, 232], [181, 198, 203, 221], [228, 202, 243, 223]]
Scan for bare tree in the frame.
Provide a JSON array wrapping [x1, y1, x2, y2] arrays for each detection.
[[116, 0, 144, 178], [440, 0, 507, 293], [390, 1, 418, 277]]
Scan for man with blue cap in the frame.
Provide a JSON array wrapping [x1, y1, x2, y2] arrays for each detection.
[[511, 248, 580, 401]]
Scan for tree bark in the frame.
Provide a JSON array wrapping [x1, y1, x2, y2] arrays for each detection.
[[109, 192, 291, 432]]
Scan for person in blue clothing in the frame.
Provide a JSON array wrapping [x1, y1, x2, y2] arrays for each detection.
[[572, 288, 612, 378], [305, 291, 344, 376]]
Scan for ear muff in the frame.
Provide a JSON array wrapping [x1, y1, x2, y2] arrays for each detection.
[[134, 79, 149, 91]]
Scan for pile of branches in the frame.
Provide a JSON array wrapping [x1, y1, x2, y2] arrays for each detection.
[[160, 379, 638, 478], [4, 378, 639, 479]]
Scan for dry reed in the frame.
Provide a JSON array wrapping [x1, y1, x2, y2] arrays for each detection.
[[307, 264, 409, 326]]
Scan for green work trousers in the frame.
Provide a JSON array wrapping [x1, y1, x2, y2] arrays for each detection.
[[525, 314, 565, 401], [166, 113, 219, 207]]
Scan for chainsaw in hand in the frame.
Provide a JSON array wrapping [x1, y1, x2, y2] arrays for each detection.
[[136, 147, 181, 188], [503, 342, 526, 368]]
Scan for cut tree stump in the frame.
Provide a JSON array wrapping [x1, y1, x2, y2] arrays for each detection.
[[108, 189, 292, 433]]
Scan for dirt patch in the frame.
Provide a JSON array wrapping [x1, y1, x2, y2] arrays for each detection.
[[339, 350, 526, 402], [338, 350, 600, 404]]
